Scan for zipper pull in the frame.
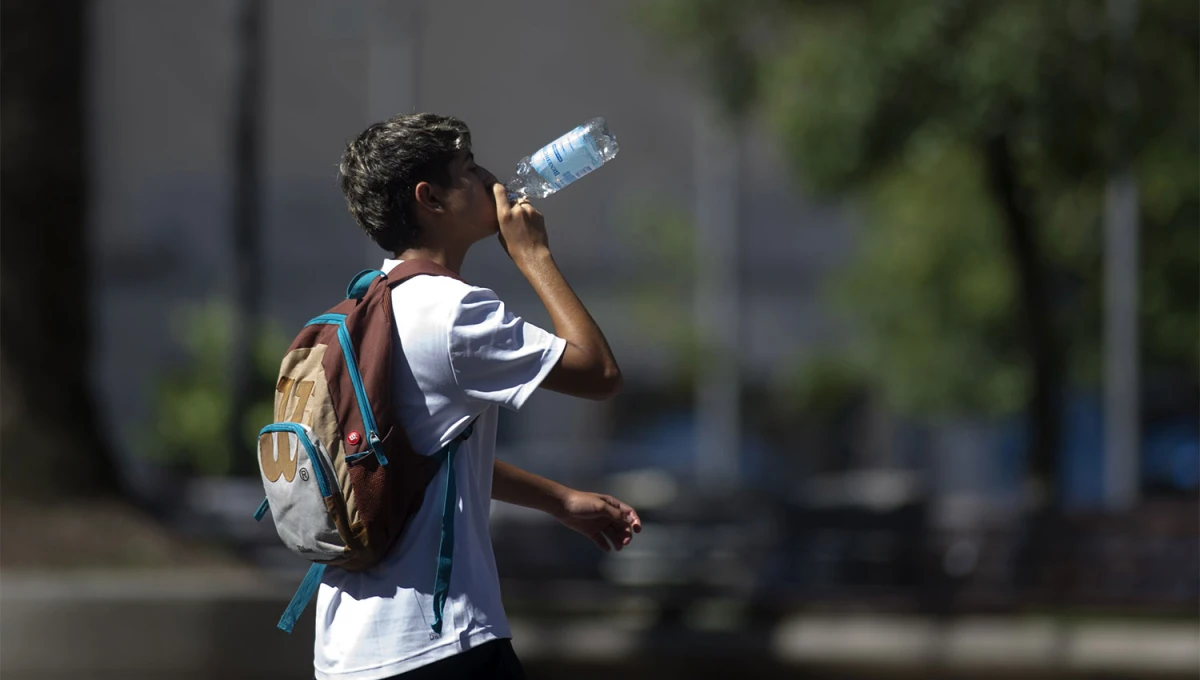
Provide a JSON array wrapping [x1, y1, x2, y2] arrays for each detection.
[[369, 431, 388, 467]]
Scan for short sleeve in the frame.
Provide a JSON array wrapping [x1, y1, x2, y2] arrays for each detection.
[[447, 287, 567, 411]]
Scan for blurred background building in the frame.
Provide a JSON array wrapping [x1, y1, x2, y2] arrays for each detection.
[[2, 0, 1197, 678]]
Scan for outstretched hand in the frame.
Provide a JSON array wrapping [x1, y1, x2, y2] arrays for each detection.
[[553, 490, 642, 553]]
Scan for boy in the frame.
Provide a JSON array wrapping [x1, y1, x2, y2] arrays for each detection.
[[317, 113, 640, 679]]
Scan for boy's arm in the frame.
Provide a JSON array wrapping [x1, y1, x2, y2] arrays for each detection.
[[493, 458, 641, 553], [491, 184, 622, 400], [491, 457, 569, 515]]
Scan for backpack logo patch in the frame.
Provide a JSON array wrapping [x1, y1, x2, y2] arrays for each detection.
[[261, 377, 315, 483]]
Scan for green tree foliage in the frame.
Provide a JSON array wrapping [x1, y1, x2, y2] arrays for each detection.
[[644, 0, 1198, 491], [144, 302, 286, 477]]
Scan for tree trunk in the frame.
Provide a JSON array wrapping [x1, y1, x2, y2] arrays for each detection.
[[228, 0, 265, 476], [983, 133, 1062, 506], [1, 0, 120, 500]]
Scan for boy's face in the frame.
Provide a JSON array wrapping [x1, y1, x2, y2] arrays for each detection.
[[439, 150, 501, 244]]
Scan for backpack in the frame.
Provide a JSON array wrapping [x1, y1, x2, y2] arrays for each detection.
[[253, 259, 474, 635]]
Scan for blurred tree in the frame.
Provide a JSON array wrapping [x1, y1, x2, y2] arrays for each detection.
[[615, 197, 700, 388], [1, 0, 121, 500], [645, 0, 1198, 500], [144, 300, 286, 477]]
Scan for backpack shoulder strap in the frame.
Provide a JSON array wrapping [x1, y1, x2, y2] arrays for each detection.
[[346, 269, 385, 300], [346, 260, 465, 301]]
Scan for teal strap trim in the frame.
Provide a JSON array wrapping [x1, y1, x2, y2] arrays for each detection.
[[304, 313, 386, 467], [429, 423, 474, 636], [253, 497, 269, 521], [429, 443, 457, 636], [306, 312, 348, 326], [346, 269, 384, 300], [278, 563, 326, 634]]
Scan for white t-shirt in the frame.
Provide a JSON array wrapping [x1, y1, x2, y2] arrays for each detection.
[[313, 260, 566, 680]]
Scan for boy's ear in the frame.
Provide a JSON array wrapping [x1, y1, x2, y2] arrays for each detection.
[[414, 181, 445, 214]]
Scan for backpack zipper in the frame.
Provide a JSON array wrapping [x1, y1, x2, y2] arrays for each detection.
[[305, 313, 388, 467], [258, 422, 335, 497]]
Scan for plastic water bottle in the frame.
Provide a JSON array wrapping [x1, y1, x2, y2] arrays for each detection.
[[506, 117, 619, 200]]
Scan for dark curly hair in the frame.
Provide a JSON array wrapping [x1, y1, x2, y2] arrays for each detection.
[[338, 113, 471, 253]]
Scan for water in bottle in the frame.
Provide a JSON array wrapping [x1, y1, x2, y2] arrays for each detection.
[[506, 117, 619, 200]]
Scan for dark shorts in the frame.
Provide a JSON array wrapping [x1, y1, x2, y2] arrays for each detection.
[[386, 639, 526, 680]]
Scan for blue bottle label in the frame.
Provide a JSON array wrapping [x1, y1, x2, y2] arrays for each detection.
[[530, 126, 603, 190]]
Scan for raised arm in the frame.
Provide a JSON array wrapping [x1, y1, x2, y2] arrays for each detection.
[[492, 183, 622, 400]]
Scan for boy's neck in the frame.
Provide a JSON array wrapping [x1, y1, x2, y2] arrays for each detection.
[[394, 244, 467, 275]]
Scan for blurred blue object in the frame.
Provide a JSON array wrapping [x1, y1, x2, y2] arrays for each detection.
[[1143, 422, 1200, 492], [1060, 395, 1106, 509], [1058, 394, 1199, 507], [607, 411, 778, 488]]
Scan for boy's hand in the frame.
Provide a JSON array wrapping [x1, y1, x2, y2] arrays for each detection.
[[492, 183, 549, 264], [552, 489, 642, 553]]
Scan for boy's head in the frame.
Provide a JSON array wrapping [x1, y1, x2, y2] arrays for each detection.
[[338, 113, 499, 254]]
